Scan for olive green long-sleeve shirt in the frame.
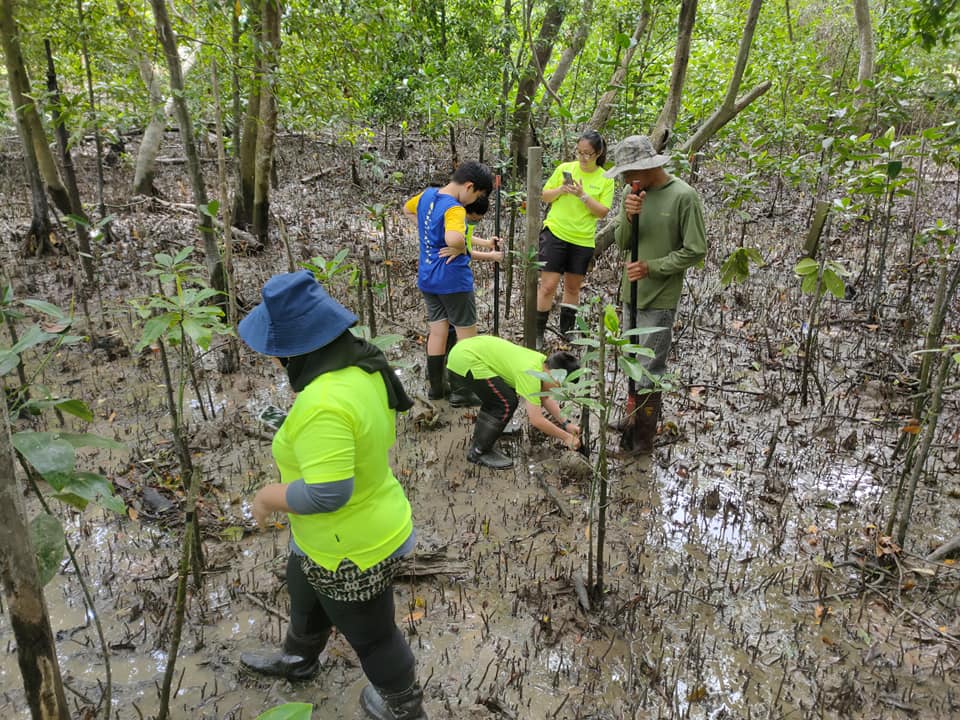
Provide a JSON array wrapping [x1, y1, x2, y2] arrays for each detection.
[[614, 176, 707, 310]]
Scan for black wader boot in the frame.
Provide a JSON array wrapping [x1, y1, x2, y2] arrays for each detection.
[[361, 681, 428, 720], [467, 412, 514, 469], [558, 305, 577, 339], [620, 391, 661, 455], [448, 372, 481, 407], [426, 355, 448, 400], [239, 627, 330, 681], [536, 310, 550, 350]]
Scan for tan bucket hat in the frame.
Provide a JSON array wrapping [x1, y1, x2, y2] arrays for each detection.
[[603, 135, 671, 178]]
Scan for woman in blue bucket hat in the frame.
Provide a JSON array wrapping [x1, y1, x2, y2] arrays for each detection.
[[237, 270, 427, 720]]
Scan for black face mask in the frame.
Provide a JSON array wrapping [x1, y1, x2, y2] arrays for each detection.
[[278, 357, 290, 367]]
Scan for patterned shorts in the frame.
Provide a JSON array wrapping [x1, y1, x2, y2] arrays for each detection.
[[299, 554, 402, 603]]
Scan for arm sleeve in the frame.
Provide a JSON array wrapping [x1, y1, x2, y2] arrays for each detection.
[[614, 189, 631, 253], [443, 205, 466, 234], [544, 164, 564, 191], [597, 178, 615, 209], [646, 194, 708, 278], [403, 193, 422, 215], [285, 477, 354, 514]]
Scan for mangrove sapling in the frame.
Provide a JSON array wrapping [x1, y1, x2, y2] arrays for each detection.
[[547, 302, 671, 602], [130, 247, 233, 711], [794, 246, 849, 407], [366, 203, 394, 319]]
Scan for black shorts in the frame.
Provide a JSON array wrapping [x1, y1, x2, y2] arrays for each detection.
[[422, 290, 476, 328], [538, 227, 594, 276]]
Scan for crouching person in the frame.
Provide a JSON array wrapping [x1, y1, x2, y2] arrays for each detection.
[[237, 270, 427, 720], [446, 335, 581, 469]]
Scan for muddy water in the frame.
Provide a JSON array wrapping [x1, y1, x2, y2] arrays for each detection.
[[1, 135, 959, 719]]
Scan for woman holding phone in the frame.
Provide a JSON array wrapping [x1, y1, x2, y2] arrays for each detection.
[[537, 130, 615, 347]]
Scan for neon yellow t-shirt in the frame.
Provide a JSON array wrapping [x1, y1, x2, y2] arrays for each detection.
[[271, 366, 412, 571], [543, 161, 615, 248], [446, 335, 547, 405]]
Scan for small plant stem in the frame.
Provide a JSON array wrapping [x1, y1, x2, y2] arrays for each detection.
[[157, 467, 201, 720], [363, 244, 377, 337]]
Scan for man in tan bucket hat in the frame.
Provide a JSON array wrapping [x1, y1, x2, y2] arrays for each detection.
[[605, 135, 707, 454]]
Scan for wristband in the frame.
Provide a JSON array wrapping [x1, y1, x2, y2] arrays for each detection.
[[579, 194, 589, 204], [560, 419, 571, 429]]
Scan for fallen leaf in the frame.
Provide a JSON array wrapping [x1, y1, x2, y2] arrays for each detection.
[[127, 507, 139, 521], [686, 686, 707, 702]]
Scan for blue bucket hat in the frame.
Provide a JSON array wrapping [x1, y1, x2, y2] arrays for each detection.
[[238, 270, 357, 357]]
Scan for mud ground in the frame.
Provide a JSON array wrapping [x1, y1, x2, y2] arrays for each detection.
[[0, 130, 958, 719]]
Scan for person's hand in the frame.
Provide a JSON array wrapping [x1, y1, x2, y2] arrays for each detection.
[[490, 235, 503, 250], [565, 432, 581, 451], [626, 260, 649, 282], [489, 250, 504, 263], [625, 190, 646, 220], [439, 245, 464, 262], [252, 489, 272, 528]]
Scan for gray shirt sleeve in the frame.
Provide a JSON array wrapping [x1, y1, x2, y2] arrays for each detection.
[[285, 477, 354, 514]]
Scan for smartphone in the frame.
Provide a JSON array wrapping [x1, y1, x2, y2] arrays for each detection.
[[257, 404, 288, 432], [562, 170, 574, 185]]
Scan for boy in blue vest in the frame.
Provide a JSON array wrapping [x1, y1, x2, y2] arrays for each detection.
[[404, 161, 494, 405]]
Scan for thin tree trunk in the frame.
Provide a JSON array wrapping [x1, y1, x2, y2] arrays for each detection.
[[680, 0, 769, 155], [76, 0, 108, 220], [510, 1, 566, 176], [117, 0, 199, 197], [252, 0, 282, 243], [535, 0, 594, 125], [211, 60, 241, 375], [0, 0, 71, 217], [588, 2, 652, 131], [524, 146, 543, 349], [149, 0, 226, 296], [852, 0, 874, 95], [0, 392, 70, 720], [649, 0, 698, 151], [44, 39, 94, 283], [895, 351, 954, 547]]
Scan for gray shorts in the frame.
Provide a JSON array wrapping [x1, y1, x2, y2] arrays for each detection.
[[422, 290, 476, 328]]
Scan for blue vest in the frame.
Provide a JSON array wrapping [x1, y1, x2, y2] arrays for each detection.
[[416, 188, 474, 294]]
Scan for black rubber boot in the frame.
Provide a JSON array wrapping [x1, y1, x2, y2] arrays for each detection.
[[426, 355, 448, 400], [360, 681, 428, 720], [448, 372, 481, 407], [467, 412, 514, 469], [239, 627, 330, 681], [445, 325, 457, 355], [536, 310, 550, 350], [559, 305, 577, 338], [620, 392, 661, 455]]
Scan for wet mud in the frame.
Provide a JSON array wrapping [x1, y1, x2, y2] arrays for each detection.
[[0, 132, 958, 719]]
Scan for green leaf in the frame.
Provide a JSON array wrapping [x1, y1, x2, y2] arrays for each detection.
[[56, 432, 124, 450], [886, 160, 902, 179], [12, 432, 76, 477], [182, 317, 213, 350], [618, 356, 652, 383], [615, 31, 631, 49], [221, 526, 245, 542], [20, 299, 68, 321], [822, 269, 845, 299], [134, 313, 176, 352], [603, 305, 619, 334], [56, 399, 94, 422], [30, 513, 65, 587], [794, 258, 819, 276], [53, 472, 125, 514], [0, 349, 20, 375], [255, 703, 314, 720], [801, 272, 819, 295]]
